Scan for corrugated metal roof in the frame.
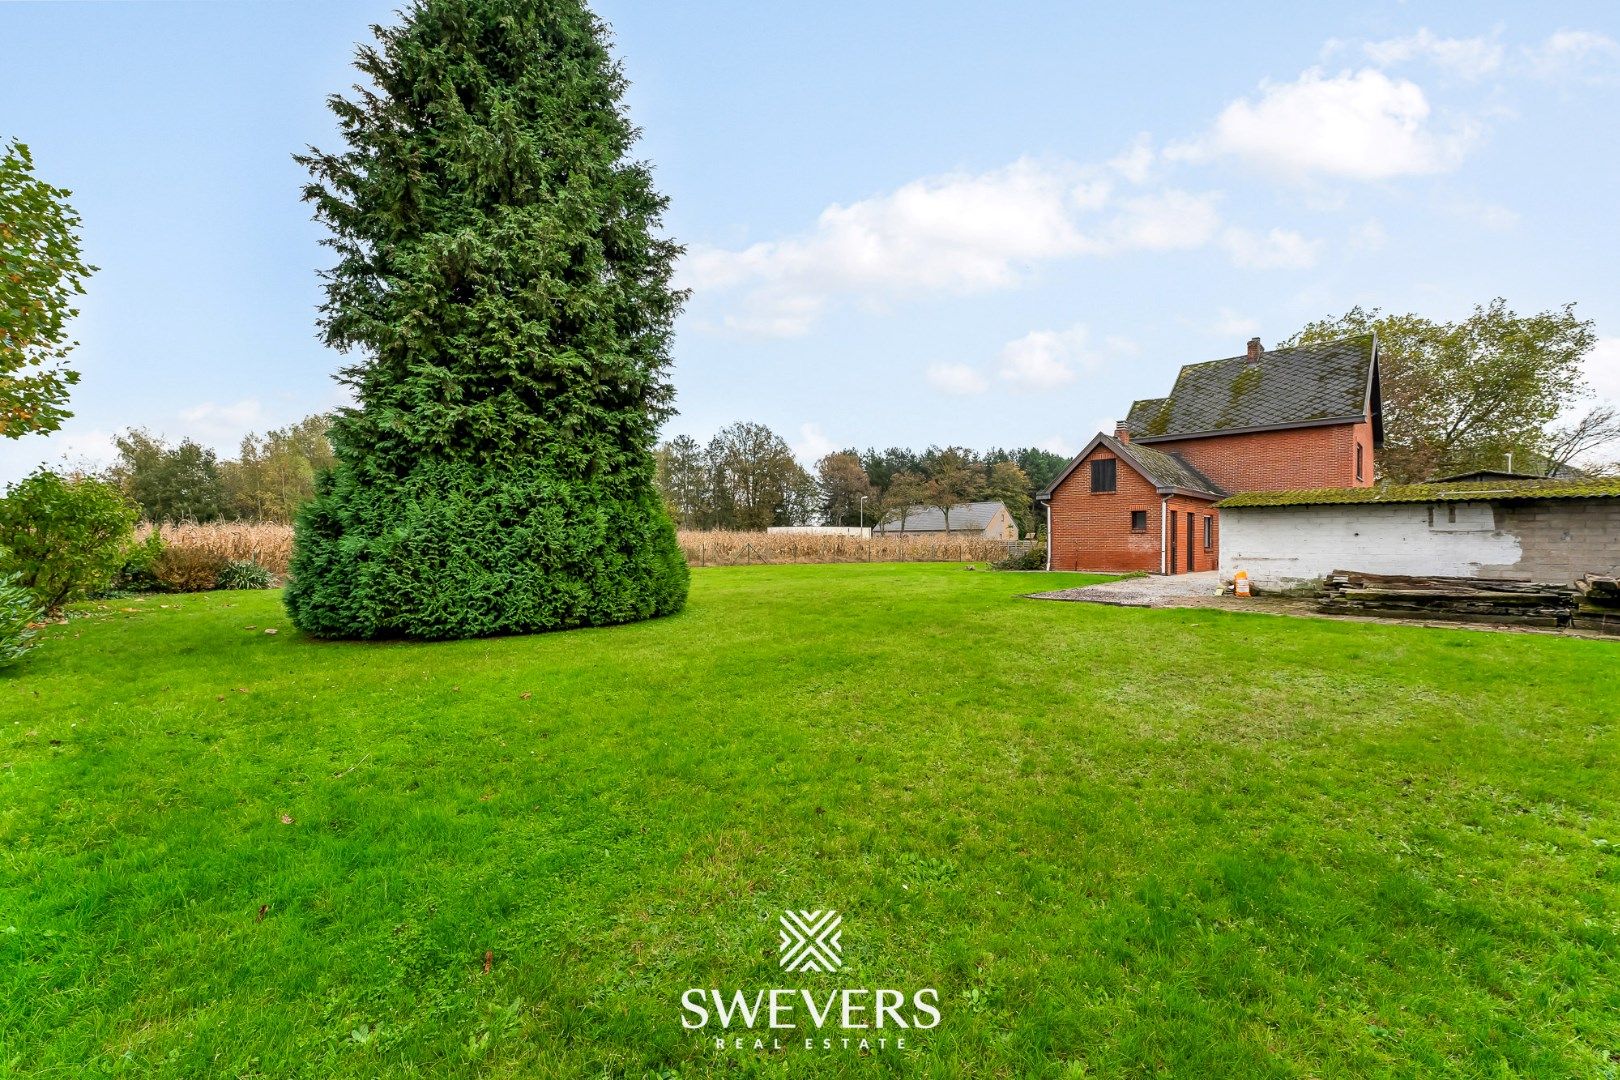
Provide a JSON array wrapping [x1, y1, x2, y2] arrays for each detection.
[[878, 500, 1009, 532], [1217, 477, 1620, 508]]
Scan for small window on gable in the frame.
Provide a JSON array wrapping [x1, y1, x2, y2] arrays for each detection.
[[1130, 510, 1147, 531], [1091, 458, 1117, 493], [1203, 515, 1213, 550], [1356, 443, 1364, 482]]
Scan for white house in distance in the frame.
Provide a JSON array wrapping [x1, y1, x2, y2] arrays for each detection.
[[877, 500, 1019, 539]]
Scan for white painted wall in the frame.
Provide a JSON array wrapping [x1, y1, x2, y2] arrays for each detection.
[[1219, 502, 1524, 589]]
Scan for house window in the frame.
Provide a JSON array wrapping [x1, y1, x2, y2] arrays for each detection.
[[1203, 515, 1213, 550], [1356, 443, 1364, 482], [1130, 510, 1147, 532], [1090, 458, 1116, 493]]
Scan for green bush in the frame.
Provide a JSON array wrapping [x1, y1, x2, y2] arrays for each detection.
[[0, 572, 41, 665], [0, 469, 138, 612], [112, 530, 167, 592], [216, 559, 272, 590], [992, 545, 1047, 571], [286, 461, 687, 640]]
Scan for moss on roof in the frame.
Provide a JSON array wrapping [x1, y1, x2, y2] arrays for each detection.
[[1125, 334, 1375, 441], [1216, 477, 1620, 508]]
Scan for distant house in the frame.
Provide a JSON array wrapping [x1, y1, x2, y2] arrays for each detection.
[[878, 500, 1019, 539], [1037, 334, 1382, 573]]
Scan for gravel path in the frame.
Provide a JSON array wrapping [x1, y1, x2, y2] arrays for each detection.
[[1028, 570, 1224, 607]]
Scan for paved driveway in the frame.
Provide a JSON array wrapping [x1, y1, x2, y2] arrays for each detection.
[[1028, 570, 1224, 607]]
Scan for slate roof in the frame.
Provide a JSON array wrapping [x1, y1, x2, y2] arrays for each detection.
[[1125, 334, 1378, 442], [1115, 439, 1225, 497], [1037, 433, 1225, 500], [1216, 477, 1620, 508], [878, 499, 1010, 532]]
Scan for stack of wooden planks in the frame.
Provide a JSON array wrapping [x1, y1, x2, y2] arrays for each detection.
[[1574, 575, 1620, 634], [1319, 570, 1578, 627]]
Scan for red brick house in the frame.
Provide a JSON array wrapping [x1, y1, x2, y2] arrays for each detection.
[[1038, 333, 1383, 573]]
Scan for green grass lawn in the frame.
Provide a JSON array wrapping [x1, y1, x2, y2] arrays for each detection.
[[3, 564, 1617, 1078]]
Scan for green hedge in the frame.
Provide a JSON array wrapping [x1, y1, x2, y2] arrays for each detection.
[[285, 461, 687, 640]]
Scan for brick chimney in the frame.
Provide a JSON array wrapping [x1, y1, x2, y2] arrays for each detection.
[[1114, 419, 1131, 443], [1246, 336, 1264, 362]]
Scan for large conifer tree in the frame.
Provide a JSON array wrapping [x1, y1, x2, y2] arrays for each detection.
[[285, 0, 688, 639]]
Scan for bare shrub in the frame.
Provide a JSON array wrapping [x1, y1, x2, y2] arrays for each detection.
[[137, 522, 295, 578], [150, 545, 227, 592]]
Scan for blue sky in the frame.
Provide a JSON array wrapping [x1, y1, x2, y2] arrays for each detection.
[[3, 1, 1619, 484]]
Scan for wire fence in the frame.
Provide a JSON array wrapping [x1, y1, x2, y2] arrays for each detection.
[[678, 529, 1038, 567]]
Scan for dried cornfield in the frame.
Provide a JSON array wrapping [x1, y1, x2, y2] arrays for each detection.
[[138, 521, 296, 577], [678, 529, 1035, 566], [133, 522, 1034, 579]]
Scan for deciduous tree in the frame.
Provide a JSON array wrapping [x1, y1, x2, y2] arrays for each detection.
[[220, 414, 335, 523], [879, 470, 929, 533], [925, 447, 985, 532], [108, 429, 223, 524], [816, 451, 874, 527], [0, 141, 94, 438], [706, 421, 811, 529], [1287, 300, 1598, 482], [985, 459, 1032, 537]]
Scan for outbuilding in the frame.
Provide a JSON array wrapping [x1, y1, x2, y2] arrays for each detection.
[[1216, 478, 1620, 590]]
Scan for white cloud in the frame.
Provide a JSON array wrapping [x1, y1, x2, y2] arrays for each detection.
[[791, 422, 836, 463], [1442, 197, 1520, 231], [1098, 190, 1222, 252], [1171, 67, 1475, 181], [680, 152, 1257, 336], [1350, 218, 1388, 251], [926, 362, 988, 396], [681, 158, 1090, 302], [1220, 226, 1320, 269], [1106, 133, 1156, 184], [1363, 29, 1505, 79], [1037, 435, 1077, 458], [179, 399, 265, 442], [1523, 29, 1620, 81], [997, 325, 1098, 390], [1587, 337, 1620, 402], [1209, 308, 1261, 339]]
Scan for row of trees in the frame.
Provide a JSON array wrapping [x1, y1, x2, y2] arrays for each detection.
[[104, 414, 334, 524], [655, 422, 1068, 535]]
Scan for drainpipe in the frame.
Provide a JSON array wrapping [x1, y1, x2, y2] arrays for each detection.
[[1043, 499, 1052, 571], [1159, 496, 1169, 575]]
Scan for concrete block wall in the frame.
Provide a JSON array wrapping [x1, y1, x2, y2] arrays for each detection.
[[1486, 501, 1620, 582]]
